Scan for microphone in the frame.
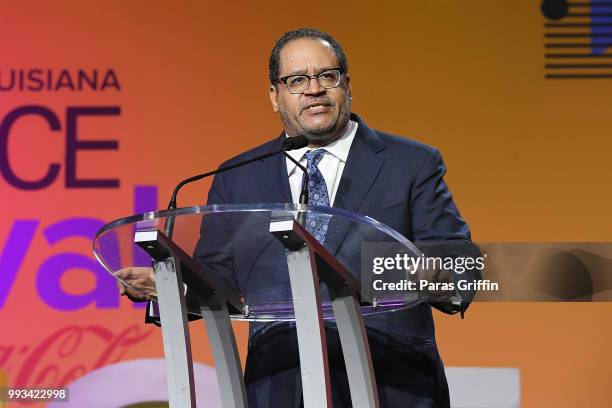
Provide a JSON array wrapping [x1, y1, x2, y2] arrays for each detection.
[[285, 152, 310, 227], [164, 135, 309, 237], [283, 135, 309, 151], [283, 152, 309, 205]]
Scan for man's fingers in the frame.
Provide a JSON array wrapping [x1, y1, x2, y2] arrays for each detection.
[[124, 286, 149, 302], [114, 276, 128, 296], [113, 268, 130, 280], [114, 267, 156, 302], [115, 276, 125, 289], [124, 275, 157, 297]]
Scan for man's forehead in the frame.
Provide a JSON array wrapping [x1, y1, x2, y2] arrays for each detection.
[[278, 38, 339, 74]]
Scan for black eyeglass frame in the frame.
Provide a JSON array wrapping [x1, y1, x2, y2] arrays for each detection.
[[275, 68, 345, 94]]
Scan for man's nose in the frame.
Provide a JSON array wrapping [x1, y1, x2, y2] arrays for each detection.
[[303, 77, 324, 95]]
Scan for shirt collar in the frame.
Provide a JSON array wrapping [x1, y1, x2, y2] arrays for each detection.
[[285, 119, 358, 175]]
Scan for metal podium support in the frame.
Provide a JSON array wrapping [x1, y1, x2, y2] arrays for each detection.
[[134, 228, 248, 408], [271, 223, 332, 407], [270, 219, 380, 408], [150, 255, 195, 408]]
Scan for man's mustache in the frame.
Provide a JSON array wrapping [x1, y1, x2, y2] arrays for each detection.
[[300, 100, 333, 113]]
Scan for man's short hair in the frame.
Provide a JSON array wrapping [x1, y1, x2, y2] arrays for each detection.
[[268, 28, 349, 84]]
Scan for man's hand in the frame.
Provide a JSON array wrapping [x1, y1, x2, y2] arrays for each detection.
[[114, 267, 157, 302], [414, 266, 455, 301]]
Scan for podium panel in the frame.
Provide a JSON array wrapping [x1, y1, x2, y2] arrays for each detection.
[[94, 204, 425, 408]]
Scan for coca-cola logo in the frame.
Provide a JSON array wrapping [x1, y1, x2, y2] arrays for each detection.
[[0, 324, 154, 395]]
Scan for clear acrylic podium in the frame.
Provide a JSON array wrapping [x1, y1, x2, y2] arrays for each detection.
[[94, 204, 424, 408]]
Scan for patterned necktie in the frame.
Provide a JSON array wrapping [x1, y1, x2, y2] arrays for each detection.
[[304, 149, 330, 243]]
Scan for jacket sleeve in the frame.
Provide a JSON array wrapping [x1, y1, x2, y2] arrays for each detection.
[[410, 148, 481, 317]]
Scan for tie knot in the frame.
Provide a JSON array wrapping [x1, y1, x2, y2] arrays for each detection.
[[305, 149, 325, 168]]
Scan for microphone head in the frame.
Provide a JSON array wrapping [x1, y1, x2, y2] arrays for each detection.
[[283, 135, 309, 151]]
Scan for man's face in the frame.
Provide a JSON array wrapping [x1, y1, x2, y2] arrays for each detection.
[[269, 38, 351, 146]]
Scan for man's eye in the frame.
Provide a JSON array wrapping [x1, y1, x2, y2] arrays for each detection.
[[320, 72, 334, 79], [289, 76, 306, 85]]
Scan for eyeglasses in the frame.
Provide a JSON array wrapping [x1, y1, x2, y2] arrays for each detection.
[[277, 68, 344, 94]]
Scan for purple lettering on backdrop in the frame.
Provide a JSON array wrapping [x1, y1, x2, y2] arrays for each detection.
[[131, 185, 158, 309], [0, 70, 15, 91], [0, 220, 39, 307], [65, 107, 120, 188], [27, 69, 45, 91], [37, 218, 119, 310], [54, 70, 74, 91], [101, 70, 121, 91], [0, 105, 61, 190]]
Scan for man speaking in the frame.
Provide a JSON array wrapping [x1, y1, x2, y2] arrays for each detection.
[[117, 28, 478, 407]]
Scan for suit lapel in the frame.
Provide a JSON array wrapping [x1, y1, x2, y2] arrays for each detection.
[[333, 117, 385, 212], [252, 133, 293, 204], [328, 114, 386, 254]]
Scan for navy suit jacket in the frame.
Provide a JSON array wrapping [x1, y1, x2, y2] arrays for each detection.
[[189, 113, 479, 406]]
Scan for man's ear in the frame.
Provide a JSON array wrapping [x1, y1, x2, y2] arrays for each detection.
[[345, 74, 352, 101], [269, 84, 280, 112]]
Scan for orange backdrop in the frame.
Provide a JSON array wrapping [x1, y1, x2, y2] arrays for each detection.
[[1, 1, 611, 407]]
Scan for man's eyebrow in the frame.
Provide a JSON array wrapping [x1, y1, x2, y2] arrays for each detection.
[[282, 66, 338, 77]]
